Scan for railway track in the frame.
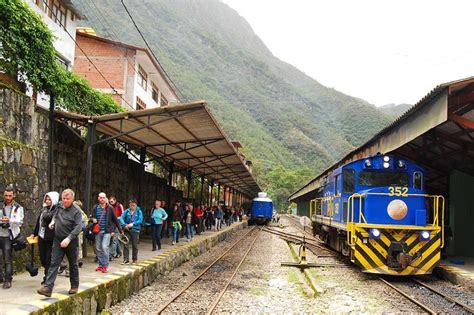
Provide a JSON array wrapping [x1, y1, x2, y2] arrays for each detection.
[[156, 226, 260, 314], [379, 277, 474, 314]]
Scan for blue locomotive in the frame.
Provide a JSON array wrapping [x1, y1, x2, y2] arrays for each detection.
[[310, 154, 444, 275], [249, 192, 273, 225]]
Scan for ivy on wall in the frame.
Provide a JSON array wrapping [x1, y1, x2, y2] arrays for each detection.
[[0, 0, 123, 115]]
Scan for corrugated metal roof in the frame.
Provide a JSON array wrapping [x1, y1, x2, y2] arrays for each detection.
[[289, 76, 474, 201], [56, 101, 260, 197]]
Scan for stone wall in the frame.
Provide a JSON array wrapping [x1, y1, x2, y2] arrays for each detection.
[[0, 87, 185, 272]]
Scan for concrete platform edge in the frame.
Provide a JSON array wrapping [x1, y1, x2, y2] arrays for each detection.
[[434, 264, 474, 292], [27, 222, 247, 315]]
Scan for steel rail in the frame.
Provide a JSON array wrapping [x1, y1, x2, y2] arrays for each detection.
[[156, 227, 257, 314], [379, 278, 436, 314], [206, 230, 260, 315], [412, 279, 474, 314], [262, 227, 333, 253]]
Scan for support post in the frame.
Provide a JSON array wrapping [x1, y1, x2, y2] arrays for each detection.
[[223, 186, 227, 206], [186, 169, 192, 199], [209, 179, 214, 207], [199, 175, 205, 206], [166, 161, 174, 215], [217, 183, 221, 205], [84, 122, 95, 215], [47, 94, 55, 191], [83, 122, 95, 258], [138, 147, 146, 207]]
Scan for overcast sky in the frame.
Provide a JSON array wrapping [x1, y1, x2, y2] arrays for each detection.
[[223, 0, 474, 106]]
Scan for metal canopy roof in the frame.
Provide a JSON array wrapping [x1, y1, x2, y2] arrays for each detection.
[[289, 76, 474, 202], [55, 101, 260, 197]]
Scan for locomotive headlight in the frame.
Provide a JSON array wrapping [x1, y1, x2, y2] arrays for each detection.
[[383, 162, 390, 168], [397, 160, 406, 168], [383, 156, 390, 162], [420, 231, 430, 241], [365, 159, 372, 167], [370, 228, 381, 239]]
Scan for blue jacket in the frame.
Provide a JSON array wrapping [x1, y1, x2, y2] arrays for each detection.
[[120, 207, 143, 233], [151, 207, 168, 225]]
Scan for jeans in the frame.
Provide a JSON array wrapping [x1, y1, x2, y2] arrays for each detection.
[[186, 223, 193, 240], [95, 232, 111, 267], [152, 224, 163, 250], [173, 223, 180, 243], [0, 236, 12, 282], [123, 230, 139, 262], [44, 238, 79, 290], [215, 218, 222, 230], [38, 237, 53, 282], [109, 227, 121, 258]]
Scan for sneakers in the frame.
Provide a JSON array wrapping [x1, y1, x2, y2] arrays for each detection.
[[2, 281, 11, 289], [187, 239, 191, 242], [102, 267, 108, 273], [121, 260, 129, 265], [172, 241, 176, 245], [68, 287, 78, 295], [95, 266, 103, 272], [37, 286, 52, 297]]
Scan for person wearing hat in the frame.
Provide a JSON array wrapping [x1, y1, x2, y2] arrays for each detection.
[[31, 191, 59, 285]]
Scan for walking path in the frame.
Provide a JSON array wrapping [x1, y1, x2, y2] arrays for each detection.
[[1, 221, 246, 315]]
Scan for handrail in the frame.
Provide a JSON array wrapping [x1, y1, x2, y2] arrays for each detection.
[[346, 192, 445, 247]]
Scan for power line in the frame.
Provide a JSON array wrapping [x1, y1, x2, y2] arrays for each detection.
[[120, 0, 186, 102], [42, 1, 135, 110]]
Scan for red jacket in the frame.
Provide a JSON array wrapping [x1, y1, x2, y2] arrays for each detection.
[[194, 207, 203, 218], [112, 203, 124, 219]]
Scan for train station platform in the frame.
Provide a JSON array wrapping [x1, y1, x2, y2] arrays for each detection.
[[435, 257, 474, 292], [0, 221, 247, 315]]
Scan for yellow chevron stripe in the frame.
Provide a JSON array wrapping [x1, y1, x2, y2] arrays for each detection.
[[411, 240, 441, 269], [354, 250, 373, 270], [356, 240, 385, 266]]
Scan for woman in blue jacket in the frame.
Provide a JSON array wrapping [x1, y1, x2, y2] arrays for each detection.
[[151, 200, 168, 251], [119, 199, 143, 264]]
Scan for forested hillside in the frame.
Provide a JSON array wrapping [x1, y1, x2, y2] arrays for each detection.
[[379, 103, 413, 118], [75, 0, 392, 208]]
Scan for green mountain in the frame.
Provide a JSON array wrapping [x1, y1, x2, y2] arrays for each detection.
[[74, 0, 392, 207], [379, 103, 413, 118]]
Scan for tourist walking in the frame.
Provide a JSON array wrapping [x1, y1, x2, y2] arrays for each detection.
[[37, 189, 82, 297], [109, 196, 124, 259], [185, 204, 197, 241], [151, 200, 167, 251], [120, 199, 143, 264], [205, 206, 214, 230], [32, 191, 59, 285], [0, 186, 24, 289], [90, 193, 122, 273], [214, 205, 223, 231], [171, 204, 182, 245]]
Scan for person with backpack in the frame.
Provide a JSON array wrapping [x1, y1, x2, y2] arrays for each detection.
[[31, 191, 59, 285], [171, 203, 182, 245], [0, 186, 24, 289], [151, 200, 167, 251], [205, 206, 214, 231], [109, 196, 124, 259], [120, 199, 143, 264], [90, 192, 122, 273], [214, 205, 224, 231]]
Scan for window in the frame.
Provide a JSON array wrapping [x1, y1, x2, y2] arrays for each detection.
[[55, 55, 69, 70], [160, 94, 168, 106], [343, 169, 355, 193], [413, 172, 423, 190], [137, 65, 148, 90], [358, 171, 408, 187], [52, 2, 67, 30], [335, 175, 340, 195], [136, 97, 146, 110], [152, 83, 159, 103]]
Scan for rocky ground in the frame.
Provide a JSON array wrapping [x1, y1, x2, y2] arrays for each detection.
[[108, 216, 472, 314]]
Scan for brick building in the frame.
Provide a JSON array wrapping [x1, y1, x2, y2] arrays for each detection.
[[74, 32, 180, 110]]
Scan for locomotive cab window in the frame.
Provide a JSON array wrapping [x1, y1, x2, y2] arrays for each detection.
[[343, 169, 355, 193], [335, 175, 340, 195], [358, 171, 408, 187], [413, 171, 423, 189]]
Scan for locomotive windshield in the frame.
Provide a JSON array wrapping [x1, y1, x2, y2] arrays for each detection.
[[358, 171, 408, 187]]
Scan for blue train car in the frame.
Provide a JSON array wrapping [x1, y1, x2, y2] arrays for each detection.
[[310, 154, 444, 276], [250, 192, 273, 225]]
